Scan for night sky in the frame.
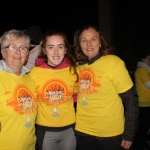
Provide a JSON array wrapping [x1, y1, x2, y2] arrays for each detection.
[[0, 0, 99, 43], [1, 1, 150, 72]]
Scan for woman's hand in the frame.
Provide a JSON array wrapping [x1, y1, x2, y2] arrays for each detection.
[[121, 140, 132, 149]]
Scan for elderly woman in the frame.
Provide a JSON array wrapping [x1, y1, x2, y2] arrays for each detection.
[[0, 29, 37, 150], [73, 25, 139, 150]]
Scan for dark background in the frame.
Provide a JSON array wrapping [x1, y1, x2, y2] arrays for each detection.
[[1, 0, 150, 76], [0, 0, 99, 44], [113, 1, 150, 73]]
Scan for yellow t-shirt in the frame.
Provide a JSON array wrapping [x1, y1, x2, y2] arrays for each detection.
[[29, 66, 78, 127], [76, 55, 133, 137], [0, 72, 37, 150], [135, 66, 150, 107]]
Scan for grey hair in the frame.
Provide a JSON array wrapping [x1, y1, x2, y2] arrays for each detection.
[[0, 29, 31, 50]]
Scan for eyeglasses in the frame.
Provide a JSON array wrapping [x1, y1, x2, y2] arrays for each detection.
[[4, 45, 29, 52]]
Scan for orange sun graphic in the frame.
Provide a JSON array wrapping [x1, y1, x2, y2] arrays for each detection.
[[79, 68, 101, 95], [6, 84, 37, 114], [39, 79, 72, 106]]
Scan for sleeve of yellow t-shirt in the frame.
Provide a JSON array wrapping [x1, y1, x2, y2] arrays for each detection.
[[111, 58, 133, 94]]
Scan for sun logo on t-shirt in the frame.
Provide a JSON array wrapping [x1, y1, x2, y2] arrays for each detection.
[[6, 84, 37, 114], [39, 79, 72, 106], [79, 68, 101, 94]]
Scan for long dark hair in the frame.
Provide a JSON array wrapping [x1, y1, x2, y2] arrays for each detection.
[[39, 29, 78, 82]]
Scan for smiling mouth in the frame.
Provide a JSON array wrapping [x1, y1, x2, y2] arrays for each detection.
[[13, 57, 21, 60], [52, 56, 60, 59], [86, 48, 93, 51]]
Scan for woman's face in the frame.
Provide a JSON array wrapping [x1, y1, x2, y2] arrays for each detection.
[[1, 38, 29, 73], [43, 35, 67, 66], [142, 55, 150, 66], [79, 28, 101, 60]]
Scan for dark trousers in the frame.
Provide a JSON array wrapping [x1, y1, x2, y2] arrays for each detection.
[[132, 107, 150, 150], [76, 134, 125, 150]]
